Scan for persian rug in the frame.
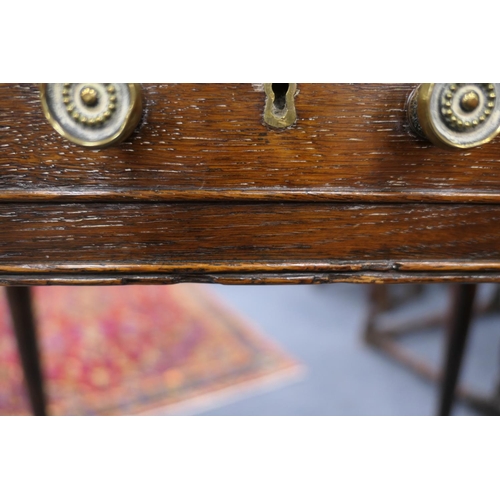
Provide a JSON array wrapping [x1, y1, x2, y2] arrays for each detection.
[[0, 285, 302, 415]]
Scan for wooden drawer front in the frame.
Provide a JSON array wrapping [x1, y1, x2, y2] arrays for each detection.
[[0, 203, 499, 284], [2, 83, 500, 284], [2, 84, 500, 204]]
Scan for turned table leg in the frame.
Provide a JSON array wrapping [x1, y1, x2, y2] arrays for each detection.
[[5, 287, 47, 416], [437, 284, 477, 416]]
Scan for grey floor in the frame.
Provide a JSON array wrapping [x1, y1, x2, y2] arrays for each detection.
[[189, 283, 500, 416]]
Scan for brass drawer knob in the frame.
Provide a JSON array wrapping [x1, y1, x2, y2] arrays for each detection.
[[40, 83, 142, 148], [407, 83, 500, 149]]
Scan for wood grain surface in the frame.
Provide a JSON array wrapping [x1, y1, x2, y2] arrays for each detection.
[[1, 84, 500, 203], [1, 83, 500, 284], [0, 202, 498, 282], [0, 202, 499, 264]]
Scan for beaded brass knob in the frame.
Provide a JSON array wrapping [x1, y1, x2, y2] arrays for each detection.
[[40, 83, 142, 148], [407, 83, 500, 149]]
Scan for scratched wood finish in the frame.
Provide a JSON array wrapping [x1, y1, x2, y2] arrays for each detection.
[[1, 272, 499, 286], [0, 203, 499, 278], [2, 83, 500, 285], [2, 84, 500, 203]]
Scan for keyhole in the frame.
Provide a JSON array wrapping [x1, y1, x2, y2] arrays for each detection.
[[263, 83, 297, 128], [272, 83, 289, 111]]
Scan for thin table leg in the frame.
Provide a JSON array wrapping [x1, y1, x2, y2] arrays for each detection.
[[437, 284, 477, 416], [5, 287, 47, 416]]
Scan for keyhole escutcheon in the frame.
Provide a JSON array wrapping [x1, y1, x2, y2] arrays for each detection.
[[264, 83, 297, 129]]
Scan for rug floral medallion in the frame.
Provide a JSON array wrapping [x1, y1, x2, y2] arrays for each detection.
[[0, 284, 302, 415]]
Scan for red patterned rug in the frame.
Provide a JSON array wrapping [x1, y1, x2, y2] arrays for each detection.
[[0, 285, 302, 415]]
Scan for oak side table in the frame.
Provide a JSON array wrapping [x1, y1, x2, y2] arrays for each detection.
[[1, 83, 499, 415]]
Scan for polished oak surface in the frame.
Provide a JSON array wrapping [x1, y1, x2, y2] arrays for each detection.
[[1, 83, 500, 284], [2, 84, 500, 203]]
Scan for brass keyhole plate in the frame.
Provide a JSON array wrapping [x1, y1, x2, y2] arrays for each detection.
[[263, 83, 297, 129]]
